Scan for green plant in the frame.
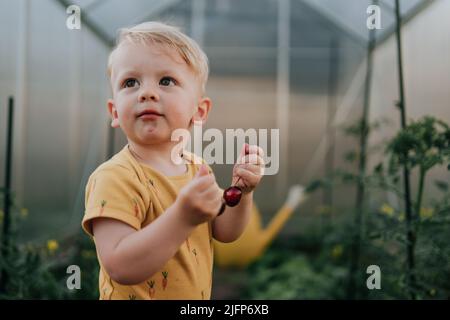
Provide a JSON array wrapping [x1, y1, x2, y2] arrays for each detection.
[[304, 116, 450, 299], [378, 116, 450, 297], [242, 247, 347, 299], [0, 190, 99, 299]]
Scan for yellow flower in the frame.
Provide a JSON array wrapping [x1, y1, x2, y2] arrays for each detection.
[[420, 207, 433, 219], [47, 239, 59, 254], [398, 212, 405, 222], [379, 203, 394, 216], [429, 288, 436, 296], [331, 245, 343, 259], [20, 208, 29, 218]]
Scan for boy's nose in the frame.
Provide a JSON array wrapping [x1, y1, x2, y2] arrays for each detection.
[[139, 87, 159, 103]]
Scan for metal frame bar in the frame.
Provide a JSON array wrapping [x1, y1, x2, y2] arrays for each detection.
[[301, 0, 433, 50], [276, 0, 291, 199], [300, 0, 367, 46], [13, 0, 29, 212], [0, 97, 15, 293], [83, 0, 106, 12], [375, 0, 435, 47], [191, 0, 206, 47]]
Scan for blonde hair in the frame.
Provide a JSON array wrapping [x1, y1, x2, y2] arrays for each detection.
[[107, 21, 209, 94]]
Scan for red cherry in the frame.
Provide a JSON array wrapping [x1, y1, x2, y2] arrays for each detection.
[[218, 145, 250, 214], [223, 186, 242, 207]]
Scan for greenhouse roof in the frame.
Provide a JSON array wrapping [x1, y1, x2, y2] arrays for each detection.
[[59, 0, 431, 48]]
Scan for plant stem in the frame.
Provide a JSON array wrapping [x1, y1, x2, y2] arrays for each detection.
[[0, 97, 14, 293], [394, 0, 416, 299], [347, 1, 377, 299], [415, 168, 426, 219], [323, 36, 338, 226]]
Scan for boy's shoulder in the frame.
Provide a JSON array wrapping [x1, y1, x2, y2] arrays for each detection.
[[89, 146, 140, 179]]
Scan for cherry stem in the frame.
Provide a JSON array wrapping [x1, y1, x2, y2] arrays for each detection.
[[234, 176, 242, 187], [218, 145, 249, 215]]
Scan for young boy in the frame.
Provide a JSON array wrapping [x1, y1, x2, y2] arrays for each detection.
[[82, 22, 265, 300]]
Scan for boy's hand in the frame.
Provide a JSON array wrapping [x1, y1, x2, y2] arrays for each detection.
[[232, 143, 265, 194], [177, 164, 223, 226]]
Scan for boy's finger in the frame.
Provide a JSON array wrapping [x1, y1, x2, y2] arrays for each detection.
[[238, 143, 249, 158], [237, 163, 265, 176], [235, 167, 261, 186], [191, 173, 215, 191], [237, 145, 264, 163], [238, 155, 265, 165], [247, 145, 264, 158], [199, 186, 222, 202], [195, 164, 209, 177]]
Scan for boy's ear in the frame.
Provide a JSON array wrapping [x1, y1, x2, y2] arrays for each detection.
[[191, 97, 212, 125], [107, 99, 120, 128]]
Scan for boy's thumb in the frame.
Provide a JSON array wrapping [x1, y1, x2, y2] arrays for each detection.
[[195, 164, 209, 177]]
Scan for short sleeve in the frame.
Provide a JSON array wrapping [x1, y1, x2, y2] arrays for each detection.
[[82, 165, 149, 237]]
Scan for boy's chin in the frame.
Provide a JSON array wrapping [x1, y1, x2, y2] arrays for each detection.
[[133, 134, 171, 146]]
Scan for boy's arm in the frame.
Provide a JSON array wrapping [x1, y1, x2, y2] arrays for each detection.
[[92, 200, 194, 286], [92, 164, 220, 286], [212, 191, 253, 243], [212, 143, 265, 243]]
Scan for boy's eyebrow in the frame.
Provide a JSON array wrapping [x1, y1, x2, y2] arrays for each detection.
[[156, 69, 185, 81], [114, 69, 140, 81], [117, 68, 185, 84], [110, 69, 135, 88], [112, 64, 189, 89]]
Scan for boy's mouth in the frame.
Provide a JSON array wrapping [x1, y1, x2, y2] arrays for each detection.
[[136, 109, 163, 118]]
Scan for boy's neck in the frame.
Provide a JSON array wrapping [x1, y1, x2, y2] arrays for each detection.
[[127, 140, 187, 176]]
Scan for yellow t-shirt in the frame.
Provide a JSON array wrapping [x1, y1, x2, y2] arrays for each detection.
[[82, 144, 214, 300]]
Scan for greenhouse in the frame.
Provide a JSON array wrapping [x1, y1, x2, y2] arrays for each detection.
[[0, 0, 449, 300]]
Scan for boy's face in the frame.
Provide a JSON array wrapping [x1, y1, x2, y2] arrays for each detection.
[[108, 42, 210, 147]]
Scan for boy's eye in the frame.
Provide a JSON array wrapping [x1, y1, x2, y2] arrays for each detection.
[[159, 77, 176, 87], [123, 78, 139, 88]]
